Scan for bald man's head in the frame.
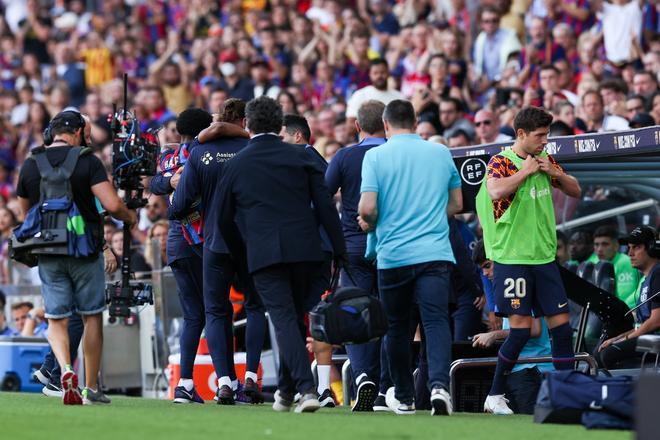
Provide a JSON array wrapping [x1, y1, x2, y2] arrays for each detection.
[[474, 109, 499, 144]]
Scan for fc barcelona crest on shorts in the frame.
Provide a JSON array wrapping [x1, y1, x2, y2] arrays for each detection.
[[511, 299, 521, 309]]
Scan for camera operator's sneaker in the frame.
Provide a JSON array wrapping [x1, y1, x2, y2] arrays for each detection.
[[173, 386, 204, 404], [42, 382, 63, 398], [352, 375, 376, 412], [484, 394, 514, 415], [33, 366, 51, 387], [216, 385, 235, 405], [318, 389, 336, 408], [373, 395, 391, 412], [243, 378, 264, 404], [273, 390, 294, 412], [61, 370, 82, 405], [294, 392, 320, 413], [82, 388, 111, 405], [430, 387, 452, 416]]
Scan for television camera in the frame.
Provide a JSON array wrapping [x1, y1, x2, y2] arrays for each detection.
[[105, 74, 159, 322]]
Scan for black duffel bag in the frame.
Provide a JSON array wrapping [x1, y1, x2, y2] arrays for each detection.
[[309, 268, 387, 345]]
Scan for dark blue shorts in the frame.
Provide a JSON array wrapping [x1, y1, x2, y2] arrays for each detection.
[[493, 262, 568, 317]]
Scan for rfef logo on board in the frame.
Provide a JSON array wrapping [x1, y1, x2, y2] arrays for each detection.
[[460, 157, 487, 186]]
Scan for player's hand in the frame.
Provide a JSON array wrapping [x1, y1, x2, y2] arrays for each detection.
[[488, 312, 502, 331], [104, 247, 118, 274], [537, 156, 560, 178], [521, 154, 540, 177], [357, 215, 373, 232], [170, 167, 183, 189], [472, 332, 497, 348], [473, 295, 486, 311]]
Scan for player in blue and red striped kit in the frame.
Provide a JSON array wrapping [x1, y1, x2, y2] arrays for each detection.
[[150, 108, 211, 404]]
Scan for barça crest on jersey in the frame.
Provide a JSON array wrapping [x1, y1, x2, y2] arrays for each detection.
[[511, 299, 521, 309]]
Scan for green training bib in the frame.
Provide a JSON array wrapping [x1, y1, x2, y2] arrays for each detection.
[[476, 148, 557, 265]]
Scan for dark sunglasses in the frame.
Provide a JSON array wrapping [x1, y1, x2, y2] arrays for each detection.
[[475, 120, 492, 127]]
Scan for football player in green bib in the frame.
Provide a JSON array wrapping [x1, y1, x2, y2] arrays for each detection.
[[476, 107, 582, 414]]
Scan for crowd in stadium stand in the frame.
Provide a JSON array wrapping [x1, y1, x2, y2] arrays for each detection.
[[0, 0, 657, 288]]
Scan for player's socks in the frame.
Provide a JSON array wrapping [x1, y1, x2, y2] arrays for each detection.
[[489, 327, 530, 395], [550, 323, 575, 370], [317, 365, 331, 395]]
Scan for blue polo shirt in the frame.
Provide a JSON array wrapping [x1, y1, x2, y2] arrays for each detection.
[[360, 133, 461, 269], [325, 137, 386, 254]]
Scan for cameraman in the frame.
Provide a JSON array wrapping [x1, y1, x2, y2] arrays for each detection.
[[16, 110, 137, 405]]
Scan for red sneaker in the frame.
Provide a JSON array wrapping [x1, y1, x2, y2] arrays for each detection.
[[61, 370, 82, 405]]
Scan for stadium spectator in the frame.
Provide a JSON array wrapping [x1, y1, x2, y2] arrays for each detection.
[[473, 7, 522, 85], [439, 97, 475, 140], [345, 59, 404, 134], [110, 230, 151, 276], [588, 225, 640, 308], [599, 79, 629, 120], [144, 220, 169, 270], [596, 0, 643, 64], [447, 129, 472, 148], [416, 120, 438, 140], [551, 101, 583, 135], [11, 301, 47, 337], [632, 70, 658, 98], [474, 109, 512, 144], [625, 94, 647, 121], [581, 90, 630, 132]]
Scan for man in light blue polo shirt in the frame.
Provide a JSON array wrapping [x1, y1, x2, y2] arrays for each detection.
[[358, 99, 463, 416]]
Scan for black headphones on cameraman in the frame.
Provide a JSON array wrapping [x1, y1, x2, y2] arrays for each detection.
[[642, 226, 660, 258], [43, 110, 87, 146]]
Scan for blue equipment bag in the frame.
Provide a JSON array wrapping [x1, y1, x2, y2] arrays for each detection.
[[534, 370, 634, 426], [10, 147, 101, 266]]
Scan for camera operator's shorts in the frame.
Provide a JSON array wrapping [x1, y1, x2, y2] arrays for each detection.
[[493, 262, 568, 317], [38, 255, 106, 319]]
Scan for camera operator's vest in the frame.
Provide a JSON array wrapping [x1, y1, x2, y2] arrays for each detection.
[[476, 149, 556, 265], [10, 147, 101, 266]]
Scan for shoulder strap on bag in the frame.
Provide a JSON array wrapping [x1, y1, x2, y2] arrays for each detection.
[[59, 147, 83, 179]]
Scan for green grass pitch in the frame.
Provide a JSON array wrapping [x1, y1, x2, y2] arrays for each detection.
[[0, 393, 632, 440]]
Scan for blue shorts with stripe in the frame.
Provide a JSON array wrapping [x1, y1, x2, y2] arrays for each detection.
[[493, 262, 568, 317]]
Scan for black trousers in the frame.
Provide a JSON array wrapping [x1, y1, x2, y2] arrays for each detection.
[[595, 337, 642, 370], [505, 367, 543, 414], [252, 261, 322, 395]]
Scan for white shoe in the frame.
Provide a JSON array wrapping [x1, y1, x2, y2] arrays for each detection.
[[484, 394, 514, 415], [273, 390, 294, 412], [393, 402, 416, 415], [294, 393, 320, 413], [385, 386, 415, 415], [384, 387, 399, 411], [430, 388, 453, 416]]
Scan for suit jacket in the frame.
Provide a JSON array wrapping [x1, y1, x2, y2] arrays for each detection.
[[168, 136, 248, 254], [215, 134, 346, 273]]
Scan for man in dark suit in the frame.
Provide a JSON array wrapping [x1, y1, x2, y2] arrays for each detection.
[[215, 96, 346, 413], [169, 100, 267, 405]]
